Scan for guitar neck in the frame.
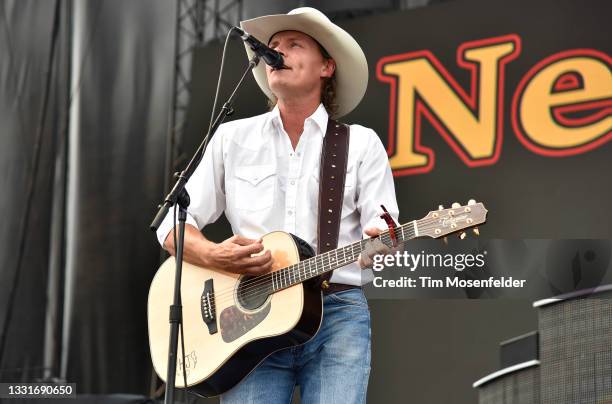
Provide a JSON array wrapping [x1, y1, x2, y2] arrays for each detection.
[[265, 201, 487, 292], [269, 221, 418, 292]]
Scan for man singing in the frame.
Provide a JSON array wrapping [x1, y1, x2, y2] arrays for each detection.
[[157, 7, 399, 404]]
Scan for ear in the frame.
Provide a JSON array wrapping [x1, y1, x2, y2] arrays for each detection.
[[321, 58, 336, 78]]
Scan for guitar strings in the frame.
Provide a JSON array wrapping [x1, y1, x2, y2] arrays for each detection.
[[201, 241, 367, 311], [196, 215, 481, 310], [210, 212, 477, 301], [203, 218, 478, 309], [200, 216, 480, 309], [206, 226, 398, 305]]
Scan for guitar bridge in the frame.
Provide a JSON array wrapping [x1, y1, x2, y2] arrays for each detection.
[[201, 279, 217, 334]]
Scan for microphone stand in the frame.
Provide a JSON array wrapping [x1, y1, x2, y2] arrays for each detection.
[[150, 54, 261, 404]]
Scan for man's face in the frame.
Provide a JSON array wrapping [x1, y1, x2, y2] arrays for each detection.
[[266, 30, 335, 101]]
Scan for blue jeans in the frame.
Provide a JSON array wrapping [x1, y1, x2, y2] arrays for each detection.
[[221, 288, 371, 404]]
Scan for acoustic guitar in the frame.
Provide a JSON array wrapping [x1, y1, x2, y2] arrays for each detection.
[[147, 200, 487, 397]]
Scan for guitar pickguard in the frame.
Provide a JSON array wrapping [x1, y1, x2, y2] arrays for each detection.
[[219, 303, 271, 343]]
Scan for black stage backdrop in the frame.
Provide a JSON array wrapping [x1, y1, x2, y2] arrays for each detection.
[[0, 0, 175, 395], [60, 0, 174, 394], [0, 0, 70, 383]]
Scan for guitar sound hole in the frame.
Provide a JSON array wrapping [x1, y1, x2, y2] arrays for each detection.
[[237, 275, 271, 310]]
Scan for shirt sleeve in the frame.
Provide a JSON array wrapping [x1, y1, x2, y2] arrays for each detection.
[[155, 128, 226, 247], [355, 128, 400, 237]]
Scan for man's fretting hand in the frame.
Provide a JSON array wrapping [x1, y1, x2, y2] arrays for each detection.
[[358, 227, 398, 269]]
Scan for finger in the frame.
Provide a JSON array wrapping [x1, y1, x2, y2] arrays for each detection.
[[372, 238, 390, 255], [358, 254, 368, 269], [367, 238, 385, 255], [360, 250, 373, 268], [390, 241, 404, 254], [360, 239, 389, 268], [235, 242, 265, 257], [362, 241, 377, 264], [242, 250, 272, 267], [231, 235, 260, 246], [245, 260, 274, 275], [364, 227, 382, 238]]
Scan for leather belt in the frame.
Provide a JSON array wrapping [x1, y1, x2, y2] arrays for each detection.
[[321, 283, 361, 295]]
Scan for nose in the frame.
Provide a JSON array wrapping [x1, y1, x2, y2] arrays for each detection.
[[270, 45, 285, 56]]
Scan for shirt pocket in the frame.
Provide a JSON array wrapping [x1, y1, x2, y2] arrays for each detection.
[[233, 164, 276, 211]]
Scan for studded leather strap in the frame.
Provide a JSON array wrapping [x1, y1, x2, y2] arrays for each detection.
[[315, 119, 350, 290]]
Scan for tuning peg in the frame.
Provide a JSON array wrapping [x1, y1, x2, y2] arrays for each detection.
[[443, 236, 448, 245], [459, 231, 467, 240], [473, 227, 480, 236], [438, 205, 444, 210], [451, 202, 461, 208], [468, 199, 476, 205]]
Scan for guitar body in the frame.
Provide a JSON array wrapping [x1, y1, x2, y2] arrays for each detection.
[[147, 231, 321, 397], [147, 201, 488, 397]]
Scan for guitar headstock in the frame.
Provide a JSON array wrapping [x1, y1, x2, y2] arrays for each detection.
[[417, 199, 487, 239]]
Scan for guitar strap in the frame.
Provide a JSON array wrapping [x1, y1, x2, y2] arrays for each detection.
[[315, 119, 350, 290]]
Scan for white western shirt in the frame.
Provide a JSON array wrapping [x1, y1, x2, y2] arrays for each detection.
[[156, 103, 399, 286]]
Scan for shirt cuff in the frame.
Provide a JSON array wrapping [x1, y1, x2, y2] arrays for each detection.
[[155, 209, 200, 248]]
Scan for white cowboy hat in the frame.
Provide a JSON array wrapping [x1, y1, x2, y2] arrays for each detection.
[[240, 7, 368, 118]]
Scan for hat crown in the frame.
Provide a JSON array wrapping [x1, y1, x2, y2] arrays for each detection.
[[287, 7, 330, 21]]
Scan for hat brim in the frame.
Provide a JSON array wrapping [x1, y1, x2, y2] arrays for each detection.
[[240, 9, 368, 118]]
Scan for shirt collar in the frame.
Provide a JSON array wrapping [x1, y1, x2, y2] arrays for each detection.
[[266, 105, 282, 133], [265, 103, 330, 137], [309, 103, 329, 136]]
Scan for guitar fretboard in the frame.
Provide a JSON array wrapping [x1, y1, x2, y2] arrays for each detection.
[[263, 220, 418, 293]]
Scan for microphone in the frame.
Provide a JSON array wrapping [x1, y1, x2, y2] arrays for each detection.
[[233, 27, 285, 69]]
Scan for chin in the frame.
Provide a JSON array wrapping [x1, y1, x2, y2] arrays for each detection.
[[268, 81, 294, 97]]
